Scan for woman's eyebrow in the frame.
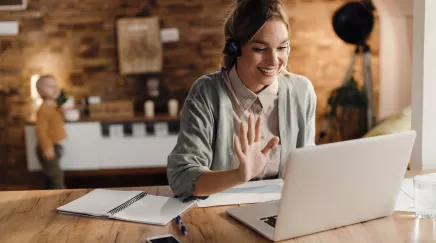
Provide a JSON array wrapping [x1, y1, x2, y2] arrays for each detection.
[[250, 39, 289, 45]]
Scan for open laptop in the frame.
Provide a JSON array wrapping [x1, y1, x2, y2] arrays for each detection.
[[227, 131, 416, 242]]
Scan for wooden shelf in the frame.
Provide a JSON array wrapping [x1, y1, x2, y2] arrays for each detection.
[[26, 114, 181, 125]]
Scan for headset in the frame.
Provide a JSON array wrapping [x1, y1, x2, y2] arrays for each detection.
[[225, 38, 242, 57]]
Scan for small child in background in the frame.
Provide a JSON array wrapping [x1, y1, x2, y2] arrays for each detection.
[[35, 75, 67, 189]]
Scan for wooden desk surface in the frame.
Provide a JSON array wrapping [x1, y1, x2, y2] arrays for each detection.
[[1, 170, 436, 243]]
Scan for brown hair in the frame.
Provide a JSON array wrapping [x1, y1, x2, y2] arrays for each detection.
[[220, 0, 290, 69]]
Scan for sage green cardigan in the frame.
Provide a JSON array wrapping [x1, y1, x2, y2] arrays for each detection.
[[167, 68, 317, 201]]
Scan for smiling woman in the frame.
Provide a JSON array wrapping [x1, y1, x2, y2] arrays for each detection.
[[167, 0, 317, 202], [237, 20, 290, 92], [221, 0, 291, 93]]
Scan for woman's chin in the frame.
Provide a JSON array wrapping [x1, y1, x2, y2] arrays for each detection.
[[257, 75, 277, 86]]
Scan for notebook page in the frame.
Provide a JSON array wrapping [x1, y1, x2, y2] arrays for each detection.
[[401, 178, 414, 199], [57, 189, 143, 217], [111, 195, 196, 225], [394, 178, 415, 212], [395, 190, 414, 212], [197, 179, 283, 207]]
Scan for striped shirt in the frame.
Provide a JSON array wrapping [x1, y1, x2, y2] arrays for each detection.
[[223, 66, 281, 179]]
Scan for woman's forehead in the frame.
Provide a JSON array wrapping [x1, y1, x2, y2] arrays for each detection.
[[250, 20, 289, 45]]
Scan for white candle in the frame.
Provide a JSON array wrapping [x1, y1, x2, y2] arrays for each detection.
[[168, 99, 179, 117], [144, 100, 154, 118]]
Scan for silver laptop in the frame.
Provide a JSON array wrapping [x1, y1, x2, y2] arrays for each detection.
[[227, 131, 416, 242]]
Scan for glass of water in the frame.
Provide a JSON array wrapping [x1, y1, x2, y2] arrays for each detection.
[[414, 174, 436, 219]]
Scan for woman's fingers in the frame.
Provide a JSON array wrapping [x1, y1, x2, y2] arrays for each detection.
[[254, 116, 261, 142], [234, 135, 245, 162], [261, 136, 280, 157], [247, 115, 255, 144], [240, 121, 248, 153]]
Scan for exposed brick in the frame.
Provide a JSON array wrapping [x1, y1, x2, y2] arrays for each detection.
[[78, 37, 100, 58], [0, 40, 13, 53], [70, 73, 85, 86], [0, 0, 379, 188]]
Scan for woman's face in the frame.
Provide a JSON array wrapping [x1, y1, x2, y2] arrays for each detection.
[[237, 20, 289, 93]]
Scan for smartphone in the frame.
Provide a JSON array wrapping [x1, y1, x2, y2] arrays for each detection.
[[146, 234, 181, 243]]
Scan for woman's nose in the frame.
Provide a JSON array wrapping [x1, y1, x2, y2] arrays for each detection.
[[265, 50, 279, 66]]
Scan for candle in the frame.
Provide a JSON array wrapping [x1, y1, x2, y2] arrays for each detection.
[[144, 100, 155, 118], [168, 99, 179, 117]]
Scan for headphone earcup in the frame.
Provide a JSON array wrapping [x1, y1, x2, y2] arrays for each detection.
[[225, 39, 242, 57]]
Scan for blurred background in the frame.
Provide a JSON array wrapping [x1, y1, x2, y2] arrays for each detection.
[[0, 0, 413, 190]]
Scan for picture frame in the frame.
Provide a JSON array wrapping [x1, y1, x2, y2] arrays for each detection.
[[116, 16, 163, 75]]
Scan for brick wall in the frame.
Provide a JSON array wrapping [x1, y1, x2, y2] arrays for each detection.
[[0, 0, 379, 189]]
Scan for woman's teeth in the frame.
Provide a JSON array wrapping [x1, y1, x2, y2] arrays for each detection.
[[258, 68, 275, 73]]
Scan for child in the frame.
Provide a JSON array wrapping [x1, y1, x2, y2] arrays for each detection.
[[35, 75, 67, 189]]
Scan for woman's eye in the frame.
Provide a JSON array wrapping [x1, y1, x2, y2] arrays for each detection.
[[279, 46, 288, 51], [253, 48, 266, 52]]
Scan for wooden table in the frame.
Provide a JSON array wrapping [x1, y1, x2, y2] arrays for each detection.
[[1, 170, 436, 243]]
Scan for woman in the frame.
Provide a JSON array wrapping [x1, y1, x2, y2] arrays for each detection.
[[167, 0, 317, 201]]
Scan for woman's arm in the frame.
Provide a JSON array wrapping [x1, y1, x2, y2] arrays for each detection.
[[191, 169, 243, 196], [167, 79, 217, 201], [305, 80, 317, 146]]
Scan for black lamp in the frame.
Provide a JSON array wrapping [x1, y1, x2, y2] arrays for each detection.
[[332, 0, 375, 45]]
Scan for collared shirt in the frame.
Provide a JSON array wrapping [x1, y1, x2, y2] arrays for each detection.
[[223, 65, 281, 179]]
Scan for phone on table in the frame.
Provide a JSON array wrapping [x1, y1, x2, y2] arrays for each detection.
[[146, 234, 181, 243]]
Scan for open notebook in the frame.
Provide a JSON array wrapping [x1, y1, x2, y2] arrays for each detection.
[[57, 189, 196, 225]]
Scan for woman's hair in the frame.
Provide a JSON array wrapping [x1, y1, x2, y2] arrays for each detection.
[[220, 0, 290, 69]]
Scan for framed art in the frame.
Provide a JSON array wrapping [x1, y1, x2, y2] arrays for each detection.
[[116, 16, 163, 74]]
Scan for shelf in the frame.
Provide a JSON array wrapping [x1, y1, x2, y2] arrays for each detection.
[[25, 114, 181, 125]]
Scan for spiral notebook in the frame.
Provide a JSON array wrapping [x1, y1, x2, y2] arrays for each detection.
[[57, 189, 196, 225]]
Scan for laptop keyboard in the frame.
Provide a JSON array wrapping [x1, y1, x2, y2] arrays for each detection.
[[260, 215, 277, 228]]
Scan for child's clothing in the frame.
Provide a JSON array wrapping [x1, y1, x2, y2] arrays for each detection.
[[36, 143, 65, 189], [35, 103, 66, 189]]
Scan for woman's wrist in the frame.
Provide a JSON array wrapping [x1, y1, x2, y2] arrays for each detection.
[[234, 167, 250, 183], [192, 169, 248, 196]]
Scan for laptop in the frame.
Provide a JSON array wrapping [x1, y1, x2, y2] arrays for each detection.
[[227, 131, 416, 242]]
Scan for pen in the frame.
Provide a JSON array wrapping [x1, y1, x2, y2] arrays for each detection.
[[175, 215, 188, 236]]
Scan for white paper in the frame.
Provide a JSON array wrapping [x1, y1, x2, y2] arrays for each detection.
[[196, 179, 283, 208], [161, 28, 180, 43], [394, 178, 415, 212], [198, 177, 418, 211]]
